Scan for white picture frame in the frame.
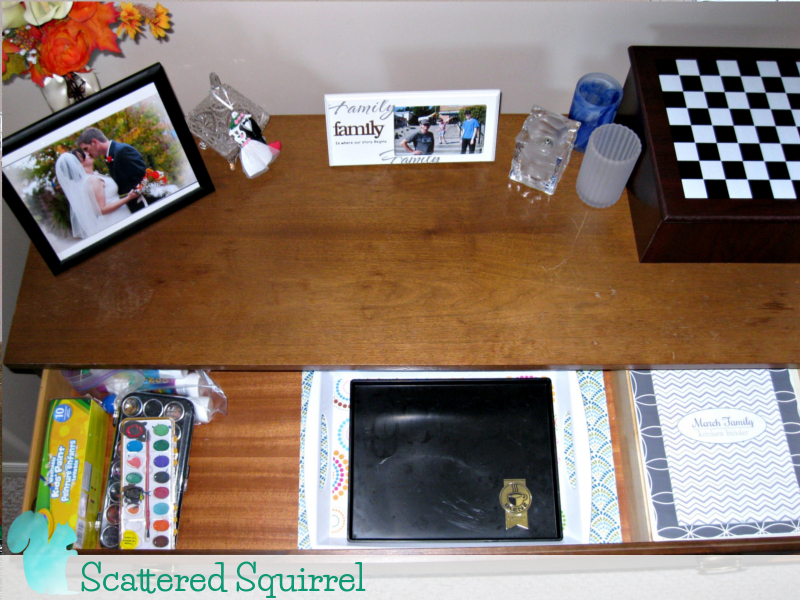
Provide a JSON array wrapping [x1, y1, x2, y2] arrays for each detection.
[[324, 90, 501, 166]]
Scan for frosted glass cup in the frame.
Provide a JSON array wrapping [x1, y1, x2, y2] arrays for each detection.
[[576, 123, 642, 208]]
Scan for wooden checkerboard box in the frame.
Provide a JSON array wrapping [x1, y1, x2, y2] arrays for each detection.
[[617, 46, 800, 263]]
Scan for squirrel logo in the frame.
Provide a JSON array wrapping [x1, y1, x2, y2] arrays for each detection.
[[7, 511, 77, 595]]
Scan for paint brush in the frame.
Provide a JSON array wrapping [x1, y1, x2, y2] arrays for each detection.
[[145, 427, 150, 541]]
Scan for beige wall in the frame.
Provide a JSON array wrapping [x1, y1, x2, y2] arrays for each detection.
[[3, 1, 800, 134], [3, 1, 800, 465]]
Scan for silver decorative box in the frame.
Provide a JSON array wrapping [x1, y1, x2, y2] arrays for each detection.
[[186, 73, 270, 168]]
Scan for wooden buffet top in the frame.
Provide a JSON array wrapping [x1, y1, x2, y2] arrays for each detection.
[[5, 115, 799, 370]]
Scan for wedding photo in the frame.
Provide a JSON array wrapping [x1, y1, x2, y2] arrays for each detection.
[[3, 88, 199, 262], [394, 104, 488, 157]]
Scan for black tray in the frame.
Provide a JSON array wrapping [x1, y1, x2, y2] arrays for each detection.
[[348, 378, 561, 542]]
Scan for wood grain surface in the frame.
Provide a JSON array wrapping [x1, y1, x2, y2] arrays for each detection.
[[602, 371, 632, 545], [177, 371, 301, 550], [5, 115, 799, 370]]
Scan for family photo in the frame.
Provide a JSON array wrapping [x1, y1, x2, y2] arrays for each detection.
[[394, 105, 487, 157], [3, 93, 197, 257]]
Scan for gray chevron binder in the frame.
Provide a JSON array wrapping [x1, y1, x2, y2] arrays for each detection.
[[629, 369, 800, 541]]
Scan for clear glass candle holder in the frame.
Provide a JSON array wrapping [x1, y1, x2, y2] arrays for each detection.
[[509, 106, 580, 195]]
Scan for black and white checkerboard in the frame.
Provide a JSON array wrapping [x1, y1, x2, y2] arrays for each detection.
[[657, 58, 800, 200]]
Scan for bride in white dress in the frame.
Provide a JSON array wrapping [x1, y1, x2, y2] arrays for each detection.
[[55, 150, 139, 239]]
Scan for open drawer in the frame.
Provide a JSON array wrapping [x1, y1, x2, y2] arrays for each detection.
[[20, 369, 304, 551], [17, 369, 800, 553]]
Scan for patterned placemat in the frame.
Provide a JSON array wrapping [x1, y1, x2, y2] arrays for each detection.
[[577, 371, 623, 544]]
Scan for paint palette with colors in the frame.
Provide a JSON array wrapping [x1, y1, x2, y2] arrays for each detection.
[[119, 417, 178, 549], [98, 394, 195, 549]]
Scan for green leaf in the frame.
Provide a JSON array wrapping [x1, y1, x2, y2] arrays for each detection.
[[2, 53, 27, 82]]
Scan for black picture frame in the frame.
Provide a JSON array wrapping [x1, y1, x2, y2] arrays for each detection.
[[2, 63, 214, 275]]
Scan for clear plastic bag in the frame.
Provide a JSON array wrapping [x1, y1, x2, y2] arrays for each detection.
[[62, 368, 146, 399], [61, 369, 228, 424], [187, 73, 270, 166]]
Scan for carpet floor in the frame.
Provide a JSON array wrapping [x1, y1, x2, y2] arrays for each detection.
[[3, 473, 27, 550]]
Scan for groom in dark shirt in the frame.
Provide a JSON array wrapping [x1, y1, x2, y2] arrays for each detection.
[[78, 127, 147, 212]]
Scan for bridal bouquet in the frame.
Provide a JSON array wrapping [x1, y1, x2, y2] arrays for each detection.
[[135, 168, 172, 198]]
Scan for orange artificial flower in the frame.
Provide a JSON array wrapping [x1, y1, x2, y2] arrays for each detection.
[[38, 21, 92, 76], [116, 2, 143, 39], [147, 3, 171, 39], [3, 1, 172, 87], [65, 2, 120, 54], [68, 2, 100, 23]]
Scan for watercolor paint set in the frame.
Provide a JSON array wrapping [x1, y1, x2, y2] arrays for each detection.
[[98, 394, 195, 549], [119, 417, 178, 548]]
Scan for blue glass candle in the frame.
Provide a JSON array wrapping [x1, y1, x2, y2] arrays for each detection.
[[568, 73, 623, 152]]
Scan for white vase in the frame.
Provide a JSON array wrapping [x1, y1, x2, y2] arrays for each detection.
[[41, 71, 101, 112]]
